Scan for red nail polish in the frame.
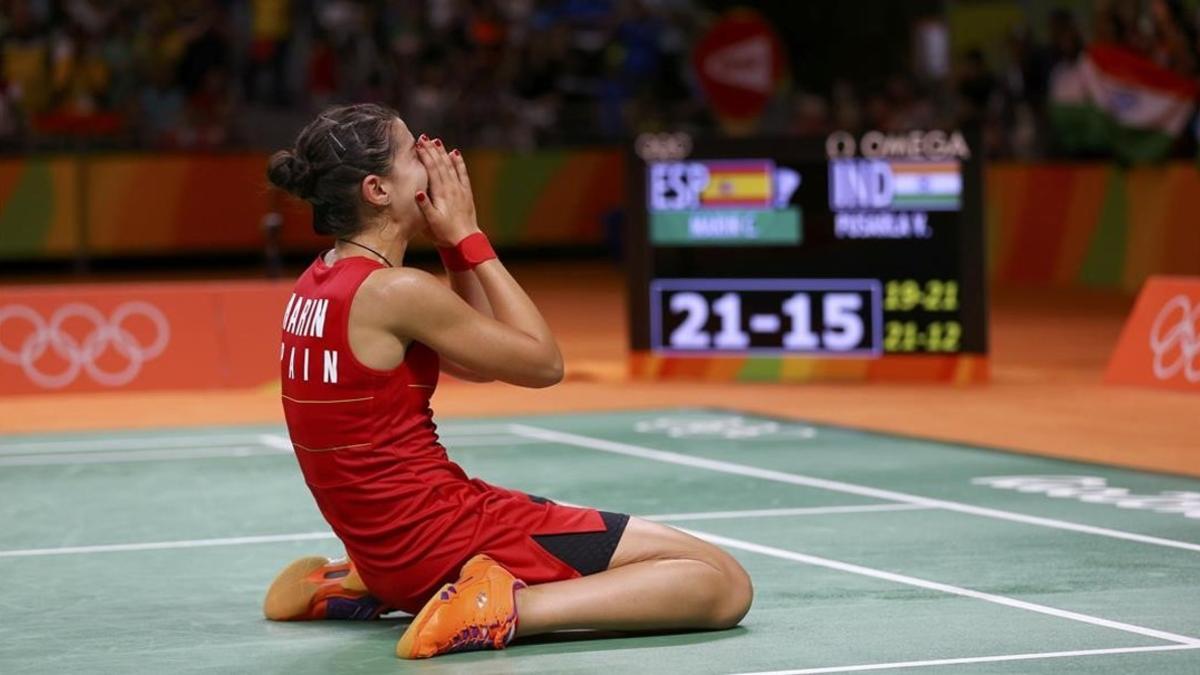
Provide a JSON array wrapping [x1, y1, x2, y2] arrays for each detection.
[[416, 192, 426, 202], [433, 138, 442, 147], [451, 149, 460, 156]]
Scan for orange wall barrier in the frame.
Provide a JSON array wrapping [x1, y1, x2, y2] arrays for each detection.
[[0, 149, 625, 259], [0, 280, 292, 395], [5, 154, 1199, 293], [987, 163, 1200, 291], [1105, 276, 1200, 393]]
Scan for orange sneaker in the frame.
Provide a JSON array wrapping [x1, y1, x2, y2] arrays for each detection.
[[263, 556, 386, 621], [395, 554, 527, 659]]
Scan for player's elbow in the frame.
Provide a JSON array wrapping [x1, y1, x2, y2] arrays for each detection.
[[502, 340, 563, 388], [529, 357, 564, 388], [520, 349, 563, 388]]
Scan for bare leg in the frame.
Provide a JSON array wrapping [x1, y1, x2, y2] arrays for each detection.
[[514, 517, 752, 637]]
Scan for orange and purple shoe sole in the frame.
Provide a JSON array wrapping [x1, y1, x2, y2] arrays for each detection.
[[263, 556, 386, 621], [395, 554, 526, 659]]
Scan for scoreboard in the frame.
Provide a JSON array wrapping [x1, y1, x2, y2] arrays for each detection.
[[627, 130, 988, 383]]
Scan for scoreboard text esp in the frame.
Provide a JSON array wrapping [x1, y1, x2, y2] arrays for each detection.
[[627, 130, 988, 383]]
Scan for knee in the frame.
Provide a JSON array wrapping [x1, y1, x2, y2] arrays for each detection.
[[705, 556, 753, 629]]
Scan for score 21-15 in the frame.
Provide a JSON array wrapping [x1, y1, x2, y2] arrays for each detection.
[[650, 280, 882, 355]]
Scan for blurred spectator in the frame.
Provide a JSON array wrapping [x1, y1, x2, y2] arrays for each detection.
[[182, 65, 233, 147], [177, 7, 229, 98], [306, 28, 338, 108], [137, 61, 185, 146], [175, 4, 233, 147], [512, 28, 566, 145], [1049, 8, 1085, 67], [1148, 0, 1198, 75], [790, 91, 831, 136], [3, 0, 52, 121], [830, 79, 864, 131], [407, 56, 453, 139], [884, 75, 937, 132], [50, 29, 108, 116], [0, 0, 1193, 161], [100, 10, 138, 113], [243, 0, 293, 105], [0, 57, 19, 143], [957, 48, 997, 122]]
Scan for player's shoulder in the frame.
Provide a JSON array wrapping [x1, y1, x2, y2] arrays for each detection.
[[358, 266, 447, 308]]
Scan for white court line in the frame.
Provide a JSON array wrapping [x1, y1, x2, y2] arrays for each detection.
[[0, 434, 270, 455], [258, 433, 546, 452], [256, 434, 292, 450], [0, 504, 900, 558], [0, 434, 547, 466], [732, 644, 1200, 675], [0, 445, 292, 466], [507, 425, 1200, 554], [0, 424, 515, 455], [444, 437, 552, 448], [685, 529, 1200, 646], [435, 424, 530, 435], [0, 532, 337, 557], [643, 504, 929, 522]]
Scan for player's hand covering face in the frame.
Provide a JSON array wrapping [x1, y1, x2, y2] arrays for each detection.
[[414, 136, 481, 247]]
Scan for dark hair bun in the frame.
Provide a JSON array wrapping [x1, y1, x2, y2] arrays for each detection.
[[266, 150, 315, 199], [267, 103, 400, 237]]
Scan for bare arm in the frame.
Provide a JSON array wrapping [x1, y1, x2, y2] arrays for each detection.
[[402, 137, 562, 387], [440, 268, 496, 382], [376, 266, 562, 387], [435, 144, 499, 382], [447, 268, 493, 318]]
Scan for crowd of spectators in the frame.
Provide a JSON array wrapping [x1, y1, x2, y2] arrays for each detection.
[[1, 0, 1197, 158], [956, 0, 1200, 159], [0, 0, 702, 150], [779, 0, 1200, 159]]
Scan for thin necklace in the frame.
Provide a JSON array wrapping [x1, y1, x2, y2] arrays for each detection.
[[337, 238, 393, 267]]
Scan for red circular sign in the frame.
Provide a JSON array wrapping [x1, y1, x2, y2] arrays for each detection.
[[692, 9, 787, 123]]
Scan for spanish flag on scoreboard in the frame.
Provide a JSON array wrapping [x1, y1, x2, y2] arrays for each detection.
[[700, 160, 773, 208], [888, 161, 962, 211]]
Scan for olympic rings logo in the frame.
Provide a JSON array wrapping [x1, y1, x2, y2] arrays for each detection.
[[0, 302, 170, 388], [1149, 294, 1200, 383]]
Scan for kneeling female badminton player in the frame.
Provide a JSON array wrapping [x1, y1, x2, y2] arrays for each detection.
[[262, 104, 752, 659]]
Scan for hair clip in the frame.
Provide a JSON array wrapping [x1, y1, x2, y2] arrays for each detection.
[[328, 130, 347, 155]]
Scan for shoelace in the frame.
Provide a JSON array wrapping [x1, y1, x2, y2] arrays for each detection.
[[444, 622, 505, 654]]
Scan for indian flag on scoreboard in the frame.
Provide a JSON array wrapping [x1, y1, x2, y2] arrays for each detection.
[[888, 161, 961, 211], [700, 160, 773, 208]]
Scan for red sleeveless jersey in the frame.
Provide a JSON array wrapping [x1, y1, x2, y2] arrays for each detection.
[[279, 254, 603, 612]]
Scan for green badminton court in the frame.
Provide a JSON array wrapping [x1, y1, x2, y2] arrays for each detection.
[[1, 408, 1198, 674]]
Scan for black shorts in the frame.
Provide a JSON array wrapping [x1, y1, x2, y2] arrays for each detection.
[[531, 509, 631, 576]]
